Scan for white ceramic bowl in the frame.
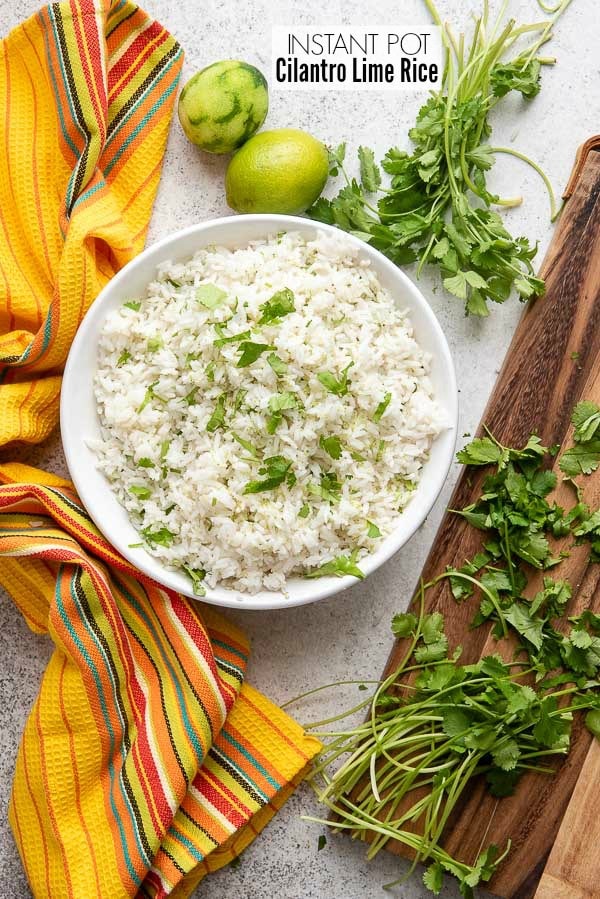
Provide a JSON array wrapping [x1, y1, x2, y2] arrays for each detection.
[[61, 215, 458, 610]]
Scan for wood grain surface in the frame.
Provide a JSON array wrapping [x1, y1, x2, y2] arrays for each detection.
[[535, 741, 600, 898], [377, 147, 600, 897]]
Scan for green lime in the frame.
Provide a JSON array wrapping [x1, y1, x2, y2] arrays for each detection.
[[225, 129, 329, 215], [178, 60, 268, 154]]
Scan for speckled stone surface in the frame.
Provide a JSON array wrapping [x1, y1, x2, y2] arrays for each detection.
[[1, 1, 599, 897]]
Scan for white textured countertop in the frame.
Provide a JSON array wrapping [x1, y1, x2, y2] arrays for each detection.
[[1, 1, 599, 897]]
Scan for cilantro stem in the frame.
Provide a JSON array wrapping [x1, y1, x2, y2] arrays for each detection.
[[502, 518, 517, 595], [303, 696, 376, 730], [423, 0, 442, 27], [427, 570, 509, 637], [490, 146, 560, 219], [280, 679, 379, 709]]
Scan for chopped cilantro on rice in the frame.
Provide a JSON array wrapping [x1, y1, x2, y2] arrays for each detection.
[[93, 231, 443, 594]]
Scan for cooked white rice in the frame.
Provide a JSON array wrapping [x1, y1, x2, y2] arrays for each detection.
[[93, 230, 444, 594]]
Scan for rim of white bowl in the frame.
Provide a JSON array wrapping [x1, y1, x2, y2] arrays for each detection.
[[61, 214, 458, 610]]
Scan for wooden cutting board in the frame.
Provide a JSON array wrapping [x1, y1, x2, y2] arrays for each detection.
[[376, 140, 600, 898]]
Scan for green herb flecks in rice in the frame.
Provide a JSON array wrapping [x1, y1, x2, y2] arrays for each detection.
[[94, 231, 443, 593]]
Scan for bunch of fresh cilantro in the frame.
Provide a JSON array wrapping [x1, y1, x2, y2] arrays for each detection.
[[309, 0, 572, 315], [305, 399, 600, 898], [306, 595, 600, 898]]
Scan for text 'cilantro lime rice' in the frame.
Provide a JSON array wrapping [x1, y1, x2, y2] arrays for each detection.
[[93, 231, 444, 595]]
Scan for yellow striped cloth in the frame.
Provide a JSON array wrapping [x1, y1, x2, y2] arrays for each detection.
[[0, 3, 321, 896], [0, 0, 182, 445], [0, 463, 320, 897]]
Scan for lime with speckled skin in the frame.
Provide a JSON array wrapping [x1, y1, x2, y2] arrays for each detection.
[[225, 129, 329, 214], [178, 60, 268, 154]]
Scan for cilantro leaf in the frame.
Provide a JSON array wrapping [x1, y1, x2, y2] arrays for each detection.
[[234, 388, 247, 411], [443, 271, 468, 301], [317, 363, 353, 396], [373, 392, 392, 422], [184, 386, 199, 406], [465, 844, 503, 888], [414, 638, 449, 664], [391, 612, 418, 637], [574, 510, 600, 540], [504, 602, 544, 651], [533, 698, 567, 748], [423, 862, 444, 895], [327, 142, 346, 177], [129, 485, 152, 500], [268, 392, 298, 415], [258, 288, 295, 325], [142, 526, 175, 547], [236, 341, 275, 368], [456, 437, 504, 466], [206, 394, 227, 432], [358, 145, 381, 192], [492, 739, 520, 771], [267, 352, 287, 376], [267, 391, 299, 433], [183, 566, 206, 596], [137, 380, 163, 413], [506, 684, 537, 715], [422, 611, 445, 645], [319, 435, 342, 459], [366, 520, 381, 538], [123, 300, 141, 311], [196, 284, 228, 309], [467, 144, 495, 171], [585, 709, 600, 739], [559, 442, 600, 477], [315, 471, 342, 504], [572, 401, 600, 443], [306, 550, 365, 580], [491, 58, 541, 99], [243, 455, 296, 494], [442, 708, 471, 737]]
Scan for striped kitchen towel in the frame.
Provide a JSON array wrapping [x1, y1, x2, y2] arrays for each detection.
[[0, 0, 182, 446], [0, 463, 321, 897]]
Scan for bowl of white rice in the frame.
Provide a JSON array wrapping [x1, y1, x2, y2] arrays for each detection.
[[61, 215, 457, 610]]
